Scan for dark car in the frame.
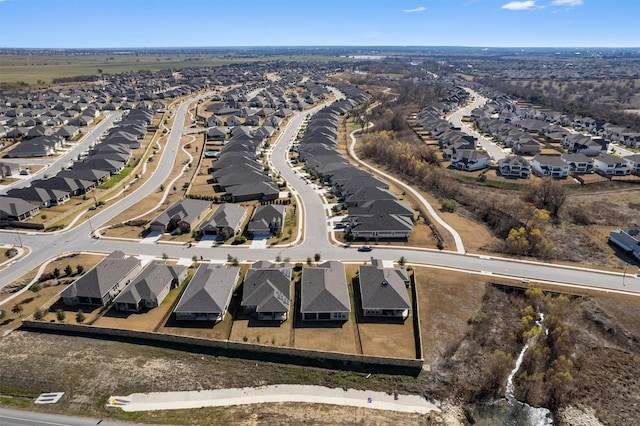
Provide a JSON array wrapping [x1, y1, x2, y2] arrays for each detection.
[[357, 245, 372, 252]]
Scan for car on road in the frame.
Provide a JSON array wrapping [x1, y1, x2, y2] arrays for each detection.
[[357, 245, 372, 252]]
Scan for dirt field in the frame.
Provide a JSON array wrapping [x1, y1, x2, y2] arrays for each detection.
[[1, 265, 639, 424], [416, 267, 487, 366]]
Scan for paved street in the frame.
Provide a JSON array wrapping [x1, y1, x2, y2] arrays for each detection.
[[1, 90, 638, 298], [0, 112, 123, 192], [447, 89, 507, 161]]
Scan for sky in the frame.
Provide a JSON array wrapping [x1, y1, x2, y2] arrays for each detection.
[[0, 0, 638, 48]]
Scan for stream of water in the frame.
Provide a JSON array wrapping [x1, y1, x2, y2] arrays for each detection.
[[468, 313, 554, 425]]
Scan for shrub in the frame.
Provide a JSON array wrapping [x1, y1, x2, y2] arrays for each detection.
[[56, 309, 66, 322], [441, 199, 458, 213], [234, 235, 247, 244], [468, 311, 488, 325], [33, 308, 45, 321]]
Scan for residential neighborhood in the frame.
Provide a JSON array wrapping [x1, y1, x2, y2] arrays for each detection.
[[0, 41, 638, 426]]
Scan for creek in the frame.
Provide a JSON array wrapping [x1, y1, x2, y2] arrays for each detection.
[[468, 313, 554, 425]]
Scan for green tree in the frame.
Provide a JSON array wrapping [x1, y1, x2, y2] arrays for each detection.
[[306, 257, 313, 266], [53, 268, 61, 278], [314, 253, 321, 262], [76, 310, 86, 324], [76, 265, 85, 275], [65, 264, 73, 276], [30, 282, 42, 297], [398, 256, 407, 267], [162, 253, 169, 260]]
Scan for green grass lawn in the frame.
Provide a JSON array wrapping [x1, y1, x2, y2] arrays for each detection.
[[98, 167, 133, 190]]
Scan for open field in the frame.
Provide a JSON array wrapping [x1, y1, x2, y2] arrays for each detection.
[[0, 53, 352, 85]]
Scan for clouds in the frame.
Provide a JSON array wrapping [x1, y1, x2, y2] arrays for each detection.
[[501, 1, 536, 10], [403, 6, 426, 13], [501, 0, 584, 11], [551, 0, 583, 5]]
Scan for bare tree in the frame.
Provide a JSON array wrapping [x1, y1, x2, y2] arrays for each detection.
[[527, 178, 566, 221]]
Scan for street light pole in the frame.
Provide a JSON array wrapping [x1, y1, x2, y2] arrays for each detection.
[[15, 230, 22, 248], [623, 263, 628, 287]]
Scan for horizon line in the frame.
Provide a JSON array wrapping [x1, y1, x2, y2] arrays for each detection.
[[2, 45, 639, 50]]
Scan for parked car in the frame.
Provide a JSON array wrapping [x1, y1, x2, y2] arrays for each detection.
[[357, 245, 372, 252]]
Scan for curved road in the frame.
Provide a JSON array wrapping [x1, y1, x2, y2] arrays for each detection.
[[1, 89, 639, 297], [447, 88, 506, 161]]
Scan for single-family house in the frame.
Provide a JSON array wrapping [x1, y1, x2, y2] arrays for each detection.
[[241, 261, 292, 321], [32, 176, 95, 196], [609, 226, 640, 261], [498, 156, 531, 178], [450, 149, 491, 172], [114, 261, 188, 312], [531, 155, 570, 178], [6, 186, 70, 207], [149, 199, 211, 233], [226, 115, 243, 127], [199, 203, 248, 238], [57, 168, 111, 185], [561, 153, 594, 174], [348, 199, 414, 220], [593, 153, 631, 176], [247, 204, 286, 238], [207, 127, 227, 142], [513, 137, 541, 156], [343, 187, 396, 208], [624, 154, 640, 174], [73, 158, 125, 175], [301, 261, 350, 321], [0, 196, 40, 221], [173, 263, 240, 322], [0, 162, 21, 178], [358, 259, 411, 319], [60, 251, 142, 306], [349, 214, 414, 240]]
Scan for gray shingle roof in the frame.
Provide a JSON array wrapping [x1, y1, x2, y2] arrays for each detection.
[[60, 251, 141, 300], [241, 265, 292, 314], [358, 261, 410, 311], [114, 261, 186, 306], [173, 264, 239, 315], [301, 261, 350, 314]]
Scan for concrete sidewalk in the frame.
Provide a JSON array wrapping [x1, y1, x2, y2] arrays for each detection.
[[108, 384, 440, 414]]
